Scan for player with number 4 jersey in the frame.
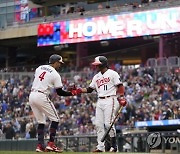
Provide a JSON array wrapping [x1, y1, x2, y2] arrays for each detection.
[[29, 54, 82, 153], [31, 64, 63, 96]]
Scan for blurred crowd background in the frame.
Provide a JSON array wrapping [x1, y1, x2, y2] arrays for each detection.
[[0, 0, 177, 29], [0, 63, 179, 140]]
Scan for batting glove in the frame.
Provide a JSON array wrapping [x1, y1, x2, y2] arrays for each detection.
[[118, 96, 127, 107], [68, 84, 77, 91], [71, 88, 82, 95]]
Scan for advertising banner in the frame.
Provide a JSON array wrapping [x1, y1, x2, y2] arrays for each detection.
[[38, 7, 180, 46], [135, 119, 180, 127]]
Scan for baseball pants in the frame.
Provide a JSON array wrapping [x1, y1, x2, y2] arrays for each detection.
[[29, 92, 59, 124], [95, 96, 120, 151]]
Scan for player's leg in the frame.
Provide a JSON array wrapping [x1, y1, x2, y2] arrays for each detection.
[[93, 100, 105, 152], [29, 93, 46, 152], [104, 97, 120, 152], [40, 97, 63, 153], [30, 104, 46, 152], [104, 134, 111, 152]]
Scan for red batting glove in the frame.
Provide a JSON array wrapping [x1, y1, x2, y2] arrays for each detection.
[[118, 96, 127, 107], [67, 84, 76, 91], [71, 88, 82, 96]]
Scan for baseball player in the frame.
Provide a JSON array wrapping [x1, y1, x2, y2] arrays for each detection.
[[29, 54, 81, 152], [78, 56, 127, 152]]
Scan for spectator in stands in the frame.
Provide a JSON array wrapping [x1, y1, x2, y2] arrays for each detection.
[[0, 119, 2, 130], [162, 103, 172, 120], [161, 88, 172, 103], [141, 0, 149, 4], [1, 100, 8, 114], [172, 105, 180, 119], [76, 6, 85, 15], [3, 122, 15, 139], [105, 2, 110, 9], [19, 118, 27, 136], [178, 107, 180, 119], [43, 16, 47, 22], [98, 3, 103, 9], [67, 7, 74, 14], [29, 123, 37, 138]]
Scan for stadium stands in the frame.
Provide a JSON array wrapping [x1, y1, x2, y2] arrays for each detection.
[[1, 0, 180, 29], [0, 62, 179, 140]]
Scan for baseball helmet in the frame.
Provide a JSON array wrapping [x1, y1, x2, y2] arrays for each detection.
[[92, 56, 108, 68], [49, 54, 64, 64]]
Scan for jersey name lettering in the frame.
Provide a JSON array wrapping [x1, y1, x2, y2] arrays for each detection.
[[96, 77, 110, 88], [41, 66, 53, 73]]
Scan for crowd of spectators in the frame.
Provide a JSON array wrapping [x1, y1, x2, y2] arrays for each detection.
[[0, 64, 179, 140], [44, 0, 176, 21], [50, 0, 174, 16], [0, 0, 178, 30]]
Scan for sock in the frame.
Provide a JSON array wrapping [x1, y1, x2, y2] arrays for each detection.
[[111, 137, 117, 149], [49, 121, 58, 142], [37, 124, 45, 146]]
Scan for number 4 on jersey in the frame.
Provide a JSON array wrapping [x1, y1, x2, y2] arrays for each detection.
[[39, 72, 46, 81]]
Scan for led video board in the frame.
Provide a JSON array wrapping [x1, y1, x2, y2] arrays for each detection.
[[37, 7, 180, 46]]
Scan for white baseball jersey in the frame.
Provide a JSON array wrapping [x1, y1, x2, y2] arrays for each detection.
[[89, 69, 122, 97], [29, 65, 62, 124], [31, 65, 63, 95]]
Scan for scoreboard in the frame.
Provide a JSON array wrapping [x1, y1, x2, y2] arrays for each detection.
[[37, 6, 180, 46]]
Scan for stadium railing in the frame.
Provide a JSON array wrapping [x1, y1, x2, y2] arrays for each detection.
[[146, 58, 157, 68], [146, 56, 180, 75], [168, 56, 180, 69], [0, 131, 179, 153], [0, 71, 89, 81], [2, 0, 180, 29], [0, 56, 179, 80]]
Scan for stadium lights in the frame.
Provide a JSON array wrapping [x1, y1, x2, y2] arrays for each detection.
[[54, 44, 69, 51], [100, 41, 109, 47]]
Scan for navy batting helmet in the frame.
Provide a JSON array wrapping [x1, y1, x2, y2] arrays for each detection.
[[49, 54, 64, 64], [92, 56, 108, 68]]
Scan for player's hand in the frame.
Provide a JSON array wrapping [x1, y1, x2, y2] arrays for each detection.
[[71, 88, 82, 95], [118, 96, 127, 107], [67, 83, 77, 91]]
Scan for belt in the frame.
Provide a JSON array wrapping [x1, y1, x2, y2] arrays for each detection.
[[99, 95, 115, 99], [37, 90, 45, 94], [31, 89, 45, 94]]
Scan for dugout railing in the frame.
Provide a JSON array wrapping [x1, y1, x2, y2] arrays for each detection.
[[146, 56, 180, 75], [0, 131, 179, 153]]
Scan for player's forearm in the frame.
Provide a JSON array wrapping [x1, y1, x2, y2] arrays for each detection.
[[56, 88, 72, 96], [81, 88, 88, 93], [81, 87, 93, 93], [117, 84, 125, 96]]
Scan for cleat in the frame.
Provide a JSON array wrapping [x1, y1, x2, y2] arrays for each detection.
[[44, 148, 50, 152], [46, 141, 63, 153], [109, 147, 117, 152], [92, 149, 103, 152], [36, 144, 45, 152]]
